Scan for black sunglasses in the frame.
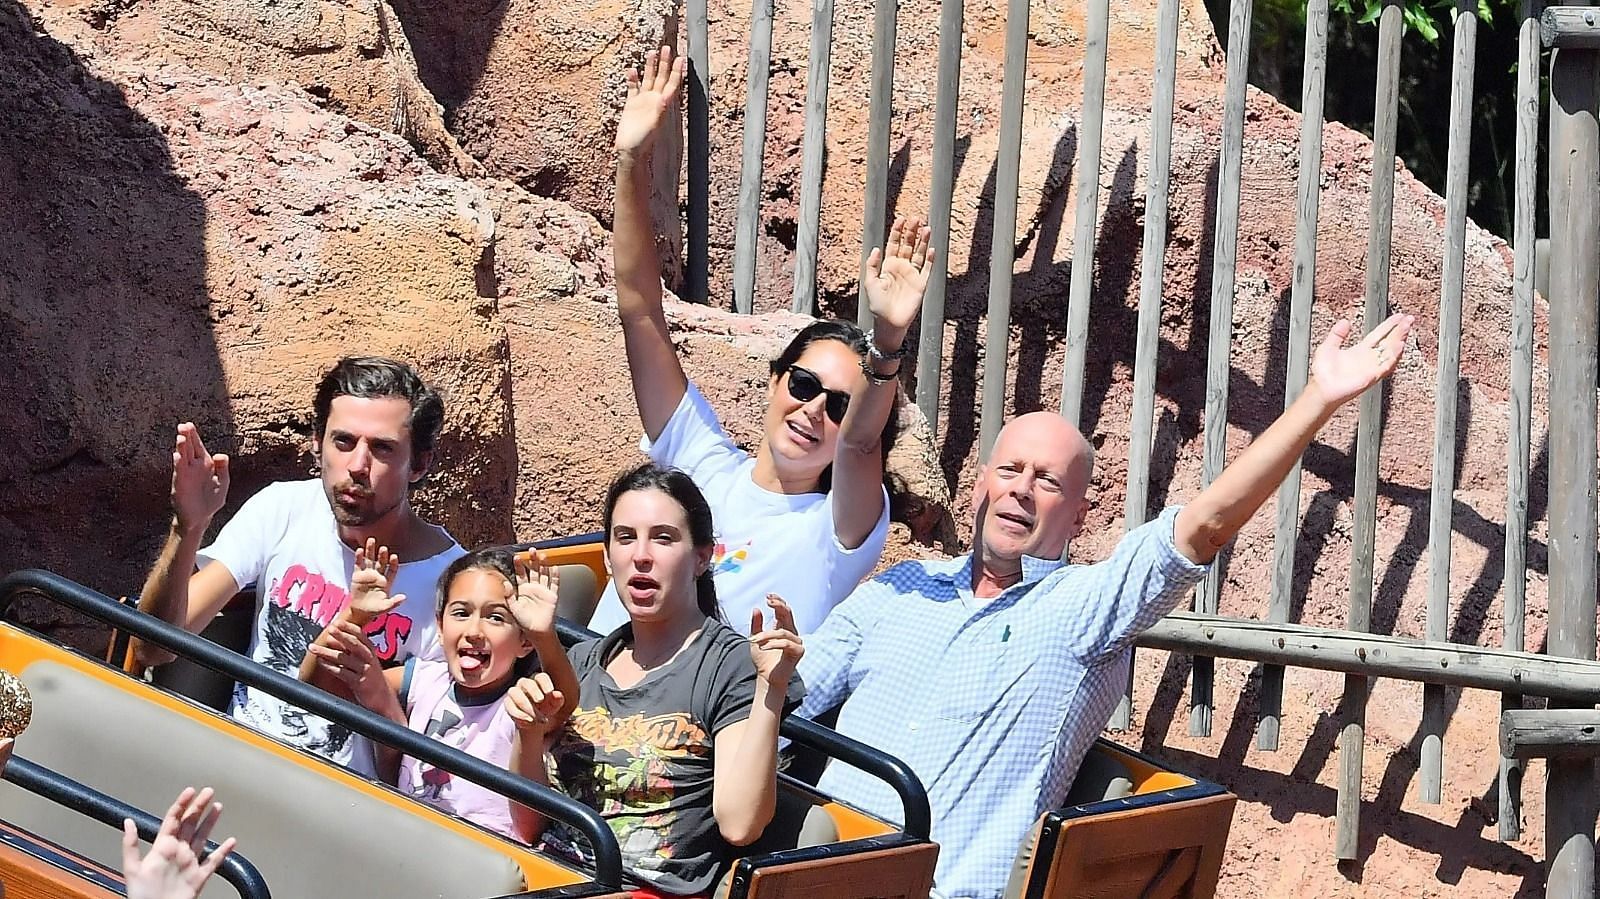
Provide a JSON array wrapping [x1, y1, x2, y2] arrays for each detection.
[[785, 365, 851, 424]]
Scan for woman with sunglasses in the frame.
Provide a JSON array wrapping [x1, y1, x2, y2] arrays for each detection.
[[587, 45, 933, 637]]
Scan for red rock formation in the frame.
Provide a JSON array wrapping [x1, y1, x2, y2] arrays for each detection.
[[25, 0, 477, 174], [0, 2, 515, 639], [393, 0, 685, 277]]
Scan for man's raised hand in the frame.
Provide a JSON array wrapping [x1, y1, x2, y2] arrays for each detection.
[[510, 552, 560, 638], [348, 537, 404, 621], [1309, 312, 1416, 408], [506, 672, 566, 735], [171, 423, 229, 534], [862, 215, 935, 342], [749, 595, 804, 689], [615, 45, 686, 160]]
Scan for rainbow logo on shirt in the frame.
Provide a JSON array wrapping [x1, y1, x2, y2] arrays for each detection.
[[711, 540, 751, 575]]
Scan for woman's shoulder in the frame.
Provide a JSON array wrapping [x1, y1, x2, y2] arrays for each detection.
[[694, 619, 757, 672], [698, 616, 747, 647], [567, 635, 604, 666]]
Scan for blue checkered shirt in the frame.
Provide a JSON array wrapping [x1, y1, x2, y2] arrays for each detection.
[[795, 507, 1208, 899]]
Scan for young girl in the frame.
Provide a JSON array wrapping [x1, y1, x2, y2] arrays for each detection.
[[532, 463, 805, 899], [586, 45, 936, 636], [300, 546, 578, 843]]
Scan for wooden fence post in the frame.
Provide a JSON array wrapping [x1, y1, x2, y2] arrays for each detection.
[[731, 0, 774, 314], [977, 0, 1031, 461], [1543, 12, 1600, 894], [1499, 0, 1541, 844], [683, 0, 710, 304]]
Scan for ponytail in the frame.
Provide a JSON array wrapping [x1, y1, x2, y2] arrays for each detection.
[[695, 571, 720, 621]]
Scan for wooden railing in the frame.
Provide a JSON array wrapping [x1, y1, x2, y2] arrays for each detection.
[[671, 0, 1595, 894]]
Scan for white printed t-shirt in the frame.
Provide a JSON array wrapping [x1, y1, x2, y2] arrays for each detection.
[[588, 381, 890, 635], [197, 478, 463, 772]]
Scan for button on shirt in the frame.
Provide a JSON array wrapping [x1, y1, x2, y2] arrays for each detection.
[[795, 507, 1208, 899]]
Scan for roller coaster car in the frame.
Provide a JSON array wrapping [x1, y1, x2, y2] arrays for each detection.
[[0, 570, 940, 899], [1, 750, 273, 899], [10, 526, 1235, 899], [1011, 741, 1236, 899], [0, 610, 610, 899]]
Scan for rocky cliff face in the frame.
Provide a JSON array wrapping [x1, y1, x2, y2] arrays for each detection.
[[0, 0, 514, 635], [0, 0, 1551, 894]]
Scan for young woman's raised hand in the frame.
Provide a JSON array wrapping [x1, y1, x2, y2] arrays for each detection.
[[615, 45, 686, 160], [349, 538, 405, 619], [862, 215, 935, 339], [510, 552, 561, 637], [121, 787, 237, 899], [506, 672, 567, 735], [749, 595, 804, 689]]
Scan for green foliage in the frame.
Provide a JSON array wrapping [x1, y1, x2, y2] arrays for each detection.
[[1330, 0, 1511, 44], [1207, 0, 1544, 241]]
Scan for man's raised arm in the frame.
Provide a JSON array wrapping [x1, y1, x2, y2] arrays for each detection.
[[133, 423, 238, 668], [1174, 314, 1414, 565]]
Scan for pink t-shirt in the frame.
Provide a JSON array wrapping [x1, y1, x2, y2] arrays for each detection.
[[397, 659, 522, 842]]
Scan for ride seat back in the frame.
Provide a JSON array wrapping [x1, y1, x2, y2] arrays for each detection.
[[1061, 749, 1135, 805], [1, 658, 533, 899], [1013, 744, 1236, 899], [723, 781, 937, 899], [147, 590, 256, 711], [553, 564, 601, 628]]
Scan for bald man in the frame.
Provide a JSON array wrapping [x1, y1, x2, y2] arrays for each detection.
[[794, 315, 1415, 898]]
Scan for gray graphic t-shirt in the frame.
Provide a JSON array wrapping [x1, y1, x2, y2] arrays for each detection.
[[543, 618, 793, 895]]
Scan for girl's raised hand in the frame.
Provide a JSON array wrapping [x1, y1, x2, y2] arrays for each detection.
[[510, 552, 561, 637], [306, 622, 389, 708], [749, 595, 804, 689]]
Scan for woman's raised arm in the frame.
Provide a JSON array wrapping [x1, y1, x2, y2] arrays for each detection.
[[614, 46, 690, 440], [830, 216, 933, 548]]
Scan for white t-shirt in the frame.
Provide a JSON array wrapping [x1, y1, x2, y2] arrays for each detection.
[[198, 479, 464, 772], [588, 382, 890, 635]]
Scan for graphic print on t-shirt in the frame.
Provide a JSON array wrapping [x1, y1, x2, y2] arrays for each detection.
[[710, 539, 751, 576], [546, 705, 712, 875], [257, 602, 346, 753], [271, 563, 416, 660], [248, 561, 419, 758], [409, 708, 465, 802]]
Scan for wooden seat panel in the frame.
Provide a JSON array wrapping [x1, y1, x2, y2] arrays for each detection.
[[0, 819, 123, 899], [735, 840, 938, 899]]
